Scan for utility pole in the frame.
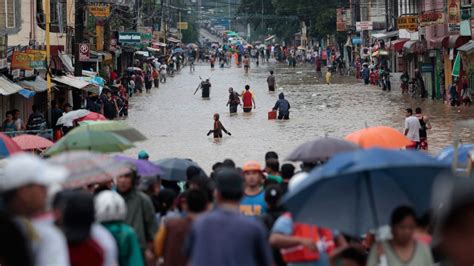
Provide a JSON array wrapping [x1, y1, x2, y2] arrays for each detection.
[[74, 0, 84, 76], [45, 0, 52, 121]]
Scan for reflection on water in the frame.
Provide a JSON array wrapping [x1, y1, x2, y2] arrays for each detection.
[[126, 62, 474, 171]]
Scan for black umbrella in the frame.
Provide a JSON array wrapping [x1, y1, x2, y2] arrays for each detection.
[[286, 137, 359, 163], [153, 158, 207, 181]]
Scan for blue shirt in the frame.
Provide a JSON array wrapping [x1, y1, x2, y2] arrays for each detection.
[[187, 207, 273, 266], [240, 190, 268, 216], [271, 215, 330, 266]]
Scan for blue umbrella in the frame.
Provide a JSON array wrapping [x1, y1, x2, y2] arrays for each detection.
[[173, 48, 184, 54], [283, 148, 451, 237], [153, 158, 206, 181], [437, 144, 474, 166]]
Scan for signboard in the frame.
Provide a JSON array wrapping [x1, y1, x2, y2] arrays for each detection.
[[118, 32, 141, 43], [419, 12, 445, 26], [88, 4, 110, 18], [448, 0, 461, 33], [336, 8, 346, 31], [79, 43, 90, 62], [397, 16, 418, 31], [177, 22, 188, 30], [11, 50, 46, 70], [109, 39, 117, 51], [356, 21, 373, 31]]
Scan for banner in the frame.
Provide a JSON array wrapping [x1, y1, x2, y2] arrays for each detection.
[[419, 12, 445, 27], [11, 50, 46, 70], [398, 16, 418, 31], [88, 4, 110, 18], [356, 21, 373, 31], [448, 0, 461, 33]]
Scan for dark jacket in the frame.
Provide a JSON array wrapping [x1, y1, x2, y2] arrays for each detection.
[[273, 93, 290, 115]]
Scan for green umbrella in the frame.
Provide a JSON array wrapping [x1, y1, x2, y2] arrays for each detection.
[[73, 121, 147, 142], [452, 52, 461, 77], [46, 130, 134, 156]]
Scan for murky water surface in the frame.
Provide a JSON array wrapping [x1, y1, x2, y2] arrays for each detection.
[[126, 61, 474, 171]]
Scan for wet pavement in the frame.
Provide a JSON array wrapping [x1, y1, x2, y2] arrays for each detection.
[[126, 60, 474, 171]]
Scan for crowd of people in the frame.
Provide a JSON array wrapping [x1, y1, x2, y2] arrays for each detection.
[[2, 150, 474, 266]]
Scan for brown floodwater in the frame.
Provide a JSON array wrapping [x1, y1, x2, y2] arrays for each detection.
[[125, 61, 474, 171]]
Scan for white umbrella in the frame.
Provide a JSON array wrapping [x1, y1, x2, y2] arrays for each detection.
[[56, 109, 90, 127]]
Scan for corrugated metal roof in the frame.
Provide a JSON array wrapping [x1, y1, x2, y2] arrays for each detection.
[[18, 76, 49, 92], [0, 76, 23, 96]]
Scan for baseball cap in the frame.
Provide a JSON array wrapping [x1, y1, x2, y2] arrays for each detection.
[[0, 154, 68, 192], [242, 161, 262, 172]]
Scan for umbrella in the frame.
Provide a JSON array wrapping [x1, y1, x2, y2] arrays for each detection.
[[0, 133, 21, 158], [452, 52, 461, 77], [173, 48, 184, 54], [211, 43, 219, 48], [49, 151, 132, 189], [286, 137, 359, 163], [77, 112, 107, 122], [56, 109, 90, 127], [75, 121, 147, 142], [345, 126, 413, 149], [127, 67, 143, 73], [437, 144, 474, 165], [154, 158, 206, 181], [283, 148, 451, 237], [13, 135, 54, 150], [114, 155, 163, 177], [187, 43, 198, 49], [45, 130, 134, 156]]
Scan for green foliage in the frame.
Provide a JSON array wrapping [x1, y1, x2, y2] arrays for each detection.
[[182, 21, 199, 43]]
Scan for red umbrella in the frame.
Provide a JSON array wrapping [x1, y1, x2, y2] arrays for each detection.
[[13, 135, 54, 150], [0, 133, 21, 158], [77, 112, 107, 122]]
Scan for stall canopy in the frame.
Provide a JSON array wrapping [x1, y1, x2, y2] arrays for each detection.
[[446, 35, 471, 49], [403, 40, 422, 54], [457, 40, 474, 54], [0, 76, 22, 95], [372, 31, 399, 40], [18, 76, 49, 92], [52, 75, 100, 94], [390, 39, 409, 52], [167, 37, 181, 43]]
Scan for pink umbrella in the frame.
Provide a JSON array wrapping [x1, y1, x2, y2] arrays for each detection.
[[77, 112, 107, 122], [12, 134, 54, 150]]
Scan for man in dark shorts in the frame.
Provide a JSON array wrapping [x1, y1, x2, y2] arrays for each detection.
[[267, 71, 276, 92], [226, 88, 240, 114]]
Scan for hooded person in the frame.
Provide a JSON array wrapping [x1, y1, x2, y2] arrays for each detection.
[[116, 171, 158, 263], [273, 93, 291, 120], [95, 190, 145, 266]]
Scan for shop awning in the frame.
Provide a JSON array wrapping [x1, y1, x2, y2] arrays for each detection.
[[458, 40, 474, 54], [0, 76, 23, 95], [265, 35, 275, 42], [372, 31, 399, 40], [403, 40, 422, 54], [390, 39, 409, 52], [59, 52, 74, 73], [446, 35, 471, 49], [428, 36, 448, 49], [167, 37, 181, 43], [18, 76, 49, 92], [152, 42, 167, 47], [81, 51, 113, 63], [147, 47, 160, 52], [52, 75, 99, 93]]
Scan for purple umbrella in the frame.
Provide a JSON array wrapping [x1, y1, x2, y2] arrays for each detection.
[[114, 155, 163, 177]]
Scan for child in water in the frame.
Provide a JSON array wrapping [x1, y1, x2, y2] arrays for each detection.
[[207, 113, 231, 138], [325, 70, 332, 85]]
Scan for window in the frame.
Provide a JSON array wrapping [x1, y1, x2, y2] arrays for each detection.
[[37, 0, 67, 32], [5, 0, 14, 28], [0, 0, 15, 29]]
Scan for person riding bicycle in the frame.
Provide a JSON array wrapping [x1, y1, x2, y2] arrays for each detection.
[[400, 71, 410, 94]]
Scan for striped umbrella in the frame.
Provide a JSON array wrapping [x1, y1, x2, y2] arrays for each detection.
[[48, 151, 133, 189], [0, 133, 21, 159]]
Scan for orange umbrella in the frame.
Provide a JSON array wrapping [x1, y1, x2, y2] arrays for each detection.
[[345, 126, 413, 149], [13, 135, 54, 150]]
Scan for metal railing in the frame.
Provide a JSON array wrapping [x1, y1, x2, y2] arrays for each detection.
[[3, 129, 53, 139]]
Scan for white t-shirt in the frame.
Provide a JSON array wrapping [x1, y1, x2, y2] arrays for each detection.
[[405, 116, 421, 142], [32, 214, 70, 266], [91, 224, 118, 266]]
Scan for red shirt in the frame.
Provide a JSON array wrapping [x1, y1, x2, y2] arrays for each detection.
[[242, 90, 253, 108], [68, 238, 104, 266]]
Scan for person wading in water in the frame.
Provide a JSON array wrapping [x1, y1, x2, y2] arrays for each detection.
[[207, 113, 231, 138]]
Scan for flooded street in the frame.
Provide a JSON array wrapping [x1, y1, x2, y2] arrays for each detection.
[[126, 61, 474, 171]]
